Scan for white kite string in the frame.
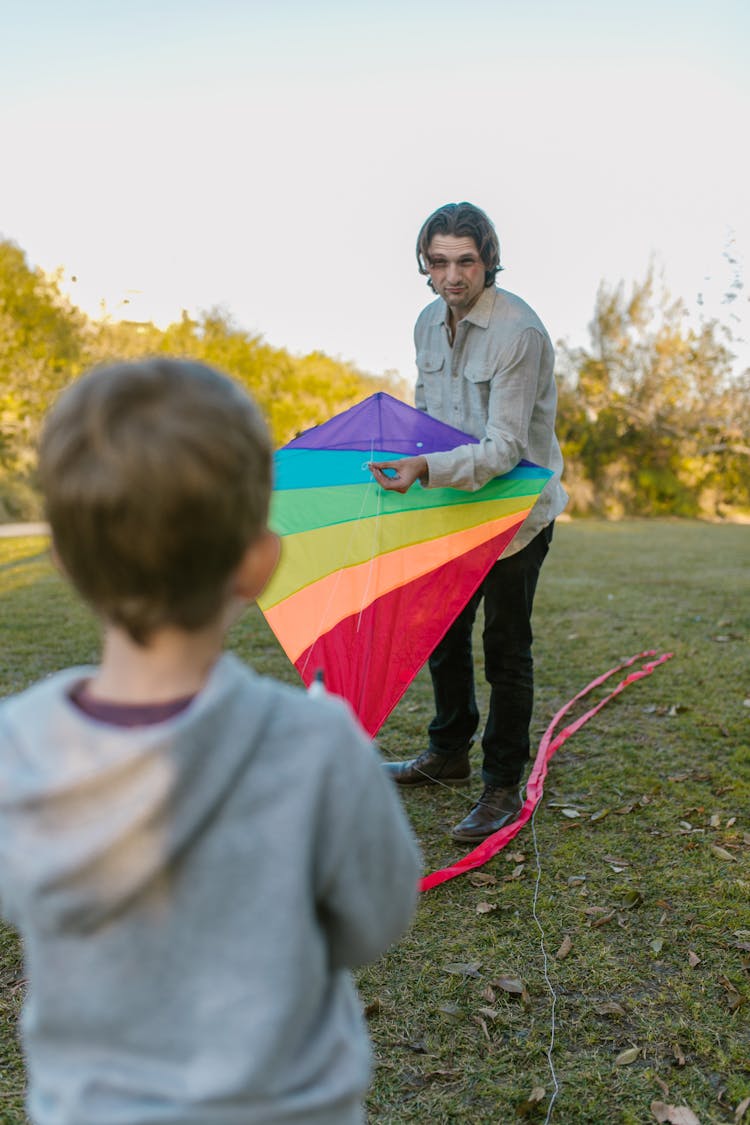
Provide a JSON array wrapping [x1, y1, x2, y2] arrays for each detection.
[[298, 458, 378, 681], [529, 791, 560, 1124], [355, 446, 383, 633], [418, 773, 562, 1117]]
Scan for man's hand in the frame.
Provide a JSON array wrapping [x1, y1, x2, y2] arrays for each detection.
[[369, 455, 428, 494]]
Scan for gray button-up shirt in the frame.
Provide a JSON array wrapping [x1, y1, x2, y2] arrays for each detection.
[[414, 284, 568, 554]]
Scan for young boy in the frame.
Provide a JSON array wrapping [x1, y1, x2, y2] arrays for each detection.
[[0, 358, 421, 1125]]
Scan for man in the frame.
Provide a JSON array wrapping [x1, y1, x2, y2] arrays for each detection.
[[370, 202, 567, 844]]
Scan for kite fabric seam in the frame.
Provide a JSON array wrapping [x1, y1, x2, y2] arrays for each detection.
[[260, 393, 554, 736], [419, 650, 674, 892], [297, 460, 379, 682]]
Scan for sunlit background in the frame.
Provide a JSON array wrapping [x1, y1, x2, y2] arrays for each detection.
[[3, 0, 748, 380]]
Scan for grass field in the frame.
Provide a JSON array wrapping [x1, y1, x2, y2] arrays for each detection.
[[0, 521, 748, 1124]]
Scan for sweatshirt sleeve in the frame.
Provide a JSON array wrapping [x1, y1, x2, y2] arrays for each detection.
[[424, 326, 546, 491], [314, 705, 421, 970]]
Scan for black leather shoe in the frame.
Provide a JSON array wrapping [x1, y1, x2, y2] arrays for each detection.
[[450, 785, 523, 842], [383, 747, 471, 787]]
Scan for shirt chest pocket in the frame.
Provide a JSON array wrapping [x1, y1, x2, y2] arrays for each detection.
[[417, 352, 445, 376], [416, 352, 446, 413], [462, 362, 492, 385], [461, 362, 493, 416]]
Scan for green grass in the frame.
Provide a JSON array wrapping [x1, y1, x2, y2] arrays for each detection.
[[1, 522, 748, 1124]]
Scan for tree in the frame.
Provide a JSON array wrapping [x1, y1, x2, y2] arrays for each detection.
[[556, 268, 750, 517], [0, 240, 86, 517]]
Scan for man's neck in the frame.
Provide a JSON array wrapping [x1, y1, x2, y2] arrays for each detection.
[[446, 308, 457, 344]]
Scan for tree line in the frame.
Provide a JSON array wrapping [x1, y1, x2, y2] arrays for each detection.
[[1, 238, 748, 521]]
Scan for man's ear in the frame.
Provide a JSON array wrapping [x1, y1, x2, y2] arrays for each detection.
[[232, 530, 281, 601]]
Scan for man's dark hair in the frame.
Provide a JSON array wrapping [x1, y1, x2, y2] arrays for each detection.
[[416, 202, 503, 292]]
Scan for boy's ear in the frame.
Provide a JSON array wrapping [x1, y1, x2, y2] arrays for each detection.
[[232, 530, 281, 601], [49, 539, 66, 577]]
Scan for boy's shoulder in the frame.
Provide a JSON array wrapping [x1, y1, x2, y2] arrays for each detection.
[[0, 666, 94, 724], [0, 655, 375, 800], [223, 656, 370, 761], [201, 656, 381, 811], [0, 654, 364, 758]]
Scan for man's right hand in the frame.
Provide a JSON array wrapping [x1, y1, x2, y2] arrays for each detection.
[[368, 455, 428, 494]]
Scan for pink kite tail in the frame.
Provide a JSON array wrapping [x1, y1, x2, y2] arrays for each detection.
[[419, 650, 674, 892]]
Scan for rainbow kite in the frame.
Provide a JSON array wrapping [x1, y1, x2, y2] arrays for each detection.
[[258, 392, 553, 735]]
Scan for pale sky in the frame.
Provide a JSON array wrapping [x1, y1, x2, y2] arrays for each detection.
[[3, 0, 748, 383]]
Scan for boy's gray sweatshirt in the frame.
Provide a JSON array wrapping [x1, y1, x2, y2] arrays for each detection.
[[0, 653, 421, 1125]]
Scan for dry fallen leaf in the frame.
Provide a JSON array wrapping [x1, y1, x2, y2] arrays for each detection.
[[735, 1094, 750, 1121], [491, 975, 528, 1002], [364, 998, 381, 1019], [687, 949, 701, 968], [650, 1101, 700, 1124], [594, 1000, 626, 1017], [403, 1067, 463, 1087], [719, 975, 742, 1012], [621, 889, 644, 909], [672, 1042, 686, 1067], [615, 1046, 640, 1066], [556, 934, 573, 960], [399, 1036, 428, 1054], [516, 1085, 547, 1118], [476, 901, 498, 915], [651, 936, 664, 954], [711, 845, 737, 862], [443, 962, 482, 977], [503, 863, 525, 882], [469, 872, 497, 887], [437, 1003, 462, 1020], [590, 807, 610, 822]]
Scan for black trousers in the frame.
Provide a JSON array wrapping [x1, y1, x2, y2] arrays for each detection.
[[427, 523, 554, 787]]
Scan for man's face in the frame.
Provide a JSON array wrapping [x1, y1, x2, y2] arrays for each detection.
[[425, 234, 487, 321]]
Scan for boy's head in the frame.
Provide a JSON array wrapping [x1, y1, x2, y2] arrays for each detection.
[[39, 358, 274, 645]]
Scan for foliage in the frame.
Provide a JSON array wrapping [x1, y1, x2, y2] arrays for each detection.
[[83, 309, 394, 447], [1, 236, 748, 521], [0, 522, 748, 1123], [0, 239, 401, 518], [0, 241, 87, 518], [557, 269, 750, 518]]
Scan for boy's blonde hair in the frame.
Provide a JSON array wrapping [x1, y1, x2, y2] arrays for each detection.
[[39, 358, 273, 645]]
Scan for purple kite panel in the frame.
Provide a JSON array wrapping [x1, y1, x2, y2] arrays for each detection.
[[284, 392, 479, 455]]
